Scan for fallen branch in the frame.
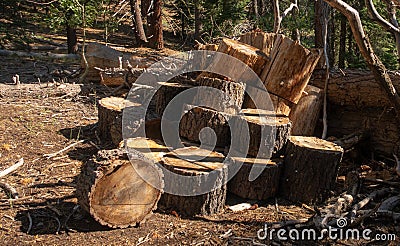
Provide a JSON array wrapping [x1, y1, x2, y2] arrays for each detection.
[[349, 188, 392, 222], [0, 158, 24, 178], [0, 49, 79, 61], [334, 131, 367, 150], [0, 182, 18, 199], [43, 140, 85, 159]]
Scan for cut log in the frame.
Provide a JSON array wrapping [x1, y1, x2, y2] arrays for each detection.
[[228, 157, 283, 200], [75, 148, 163, 228], [231, 114, 291, 158], [260, 35, 321, 104], [122, 137, 169, 163], [280, 136, 344, 204], [196, 43, 219, 51], [179, 105, 232, 147], [193, 77, 245, 114], [239, 31, 277, 55], [99, 68, 146, 87], [155, 82, 194, 117], [197, 38, 270, 81], [242, 86, 293, 116], [158, 146, 227, 216], [289, 85, 323, 136]]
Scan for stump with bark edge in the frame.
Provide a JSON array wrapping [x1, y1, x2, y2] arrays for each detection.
[[179, 105, 232, 147], [158, 147, 228, 216], [280, 136, 344, 204], [155, 82, 194, 117], [76, 149, 163, 228], [194, 77, 245, 114], [231, 113, 291, 158], [228, 157, 283, 200]]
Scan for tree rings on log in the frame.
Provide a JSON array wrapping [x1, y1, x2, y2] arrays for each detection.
[[155, 82, 194, 117], [228, 157, 283, 200], [179, 105, 231, 147], [280, 136, 344, 204], [289, 85, 323, 136], [193, 77, 245, 114], [231, 114, 291, 158], [158, 147, 227, 216], [260, 35, 321, 104], [76, 149, 163, 228]]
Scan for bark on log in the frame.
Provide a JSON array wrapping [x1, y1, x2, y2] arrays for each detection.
[[155, 82, 194, 117], [158, 147, 227, 216], [289, 85, 323, 136], [260, 35, 321, 104], [228, 157, 283, 200], [193, 77, 245, 114], [76, 148, 163, 228], [280, 136, 344, 204], [239, 31, 277, 55], [231, 114, 291, 158], [179, 105, 231, 147]]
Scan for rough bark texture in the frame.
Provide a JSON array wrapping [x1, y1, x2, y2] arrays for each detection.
[[228, 157, 283, 200], [289, 85, 323, 136], [239, 31, 277, 55], [280, 136, 344, 204], [179, 105, 231, 147], [97, 97, 127, 146], [130, 0, 147, 46], [194, 77, 245, 114], [260, 34, 322, 104], [155, 82, 194, 117], [148, 0, 164, 49], [231, 114, 291, 158], [158, 147, 227, 216], [76, 148, 163, 228]]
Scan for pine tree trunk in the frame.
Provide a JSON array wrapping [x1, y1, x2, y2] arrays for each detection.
[[194, 0, 202, 41], [148, 0, 164, 49], [130, 0, 147, 46], [338, 14, 347, 68], [66, 25, 78, 54]]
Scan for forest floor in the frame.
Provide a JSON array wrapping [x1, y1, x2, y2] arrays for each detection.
[[0, 7, 399, 246]]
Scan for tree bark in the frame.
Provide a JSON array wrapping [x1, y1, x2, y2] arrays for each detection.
[[194, 0, 202, 41], [148, 0, 164, 49], [155, 82, 194, 117], [130, 0, 147, 46], [323, 0, 400, 115], [339, 14, 347, 68]]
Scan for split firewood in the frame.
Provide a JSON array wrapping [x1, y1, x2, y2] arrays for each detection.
[[227, 157, 283, 200], [76, 148, 163, 228], [280, 136, 344, 204], [239, 31, 277, 55], [158, 146, 227, 216]]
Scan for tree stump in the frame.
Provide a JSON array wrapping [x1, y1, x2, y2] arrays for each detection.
[[289, 85, 323, 136], [260, 35, 321, 104], [280, 136, 344, 204], [179, 105, 232, 147], [76, 148, 163, 228], [239, 31, 277, 55], [193, 77, 245, 114], [100, 67, 146, 87], [155, 82, 194, 117], [228, 157, 283, 200], [231, 114, 291, 158], [158, 147, 227, 216]]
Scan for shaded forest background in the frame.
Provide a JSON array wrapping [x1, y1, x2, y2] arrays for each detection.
[[0, 0, 398, 70]]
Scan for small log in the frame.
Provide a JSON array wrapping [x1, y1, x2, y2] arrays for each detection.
[[239, 31, 277, 55], [100, 68, 145, 87], [76, 148, 163, 228], [289, 85, 323, 135], [228, 157, 283, 200], [155, 82, 194, 117], [122, 137, 169, 163], [231, 114, 291, 158], [179, 105, 232, 147], [280, 136, 344, 204], [158, 146, 227, 216], [260, 35, 321, 104], [194, 77, 245, 114]]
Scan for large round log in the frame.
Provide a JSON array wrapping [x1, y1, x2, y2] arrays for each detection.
[[289, 85, 323, 136], [228, 157, 283, 200], [280, 136, 344, 204], [76, 148, 163, 228], [155, 82, 194, 117], [231, 113, 291, 158], [158, 146, 228, 216], [179, 105, 232, 147], [194, 77, 245, 114], [260, 35, 321, 104]]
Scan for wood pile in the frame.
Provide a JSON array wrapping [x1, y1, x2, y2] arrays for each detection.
[[77, 31, 348, 228]]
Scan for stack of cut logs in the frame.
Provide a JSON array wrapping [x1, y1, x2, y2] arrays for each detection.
[[76, 31, 345, 228]]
